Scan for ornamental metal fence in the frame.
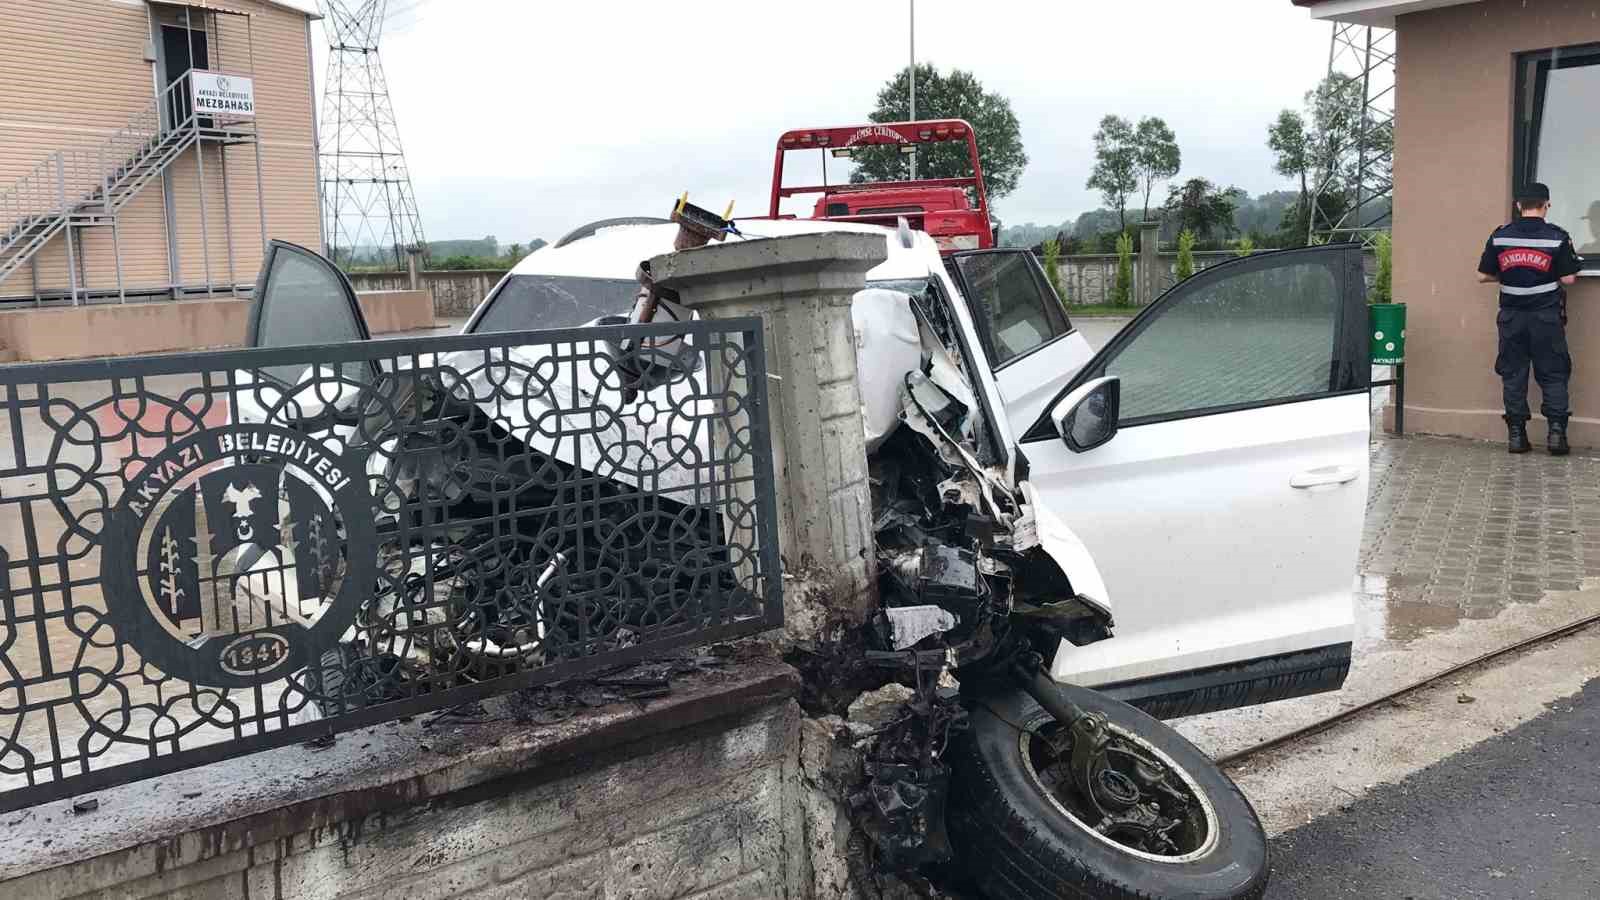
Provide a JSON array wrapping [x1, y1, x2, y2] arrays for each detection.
[[0, 320, 781, 812]]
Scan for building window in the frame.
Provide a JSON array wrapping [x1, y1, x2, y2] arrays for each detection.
[[1515, 44, 1600, 273]]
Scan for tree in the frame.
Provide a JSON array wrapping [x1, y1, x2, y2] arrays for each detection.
[[1087, 115, 1138, 233], [851, 64, 1028, 199], [1371, 233, 1393, 303], [1175, 230, 1196, 280], [1267, 74, 1393, 244], [1165, 178, 1244, 243], [1042, 239, 1065, 302], [1308, 74, 1366, 192], [1232, 191, 1298, 241], [1134, 117, 1181, 222], [1267, 110, 1312, 226], [1113, 232, 1134, 307]]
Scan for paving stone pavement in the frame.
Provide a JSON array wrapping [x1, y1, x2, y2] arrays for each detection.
[[1357, 429, 1600, 641]]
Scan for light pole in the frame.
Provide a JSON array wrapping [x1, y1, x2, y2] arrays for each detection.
[[908, 0, 917, 180]]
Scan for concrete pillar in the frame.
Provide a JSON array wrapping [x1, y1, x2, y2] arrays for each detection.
[[405, 246, 422, 290], [1137, 220, 1161, 307], [650, 233, 887, 626]]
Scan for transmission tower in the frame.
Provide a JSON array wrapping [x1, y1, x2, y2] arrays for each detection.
[[1309, 21, 1395, 247], [320, 0, 426, 268]]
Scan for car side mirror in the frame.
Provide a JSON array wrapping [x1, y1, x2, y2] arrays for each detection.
[[1050, 376, 1120, 453]]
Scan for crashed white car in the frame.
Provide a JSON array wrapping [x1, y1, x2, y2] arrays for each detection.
[[244, 218, 1370, 899]]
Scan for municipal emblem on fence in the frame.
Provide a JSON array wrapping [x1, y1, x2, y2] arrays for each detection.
[[101, 423, 376, 688]]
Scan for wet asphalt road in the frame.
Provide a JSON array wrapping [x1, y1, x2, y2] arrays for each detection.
[[1267, 675, 1600, 899], [1071, 316, 1126, 352]]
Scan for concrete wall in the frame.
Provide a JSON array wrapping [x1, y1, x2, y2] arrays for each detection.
[[1393, 0, 1600, 445], [1050, 250, 1255, 307], [347, 269, 509, 318], [0, 290, 433, 361], [1047, 249, 1379, 308], [0, 661, 821, 900]]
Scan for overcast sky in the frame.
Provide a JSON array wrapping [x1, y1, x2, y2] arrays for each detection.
[[312, 0, 1333, 244]]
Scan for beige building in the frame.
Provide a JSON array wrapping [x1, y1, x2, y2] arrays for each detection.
[[0, 0, 323, 311], [1298, 0, 1600, 447]]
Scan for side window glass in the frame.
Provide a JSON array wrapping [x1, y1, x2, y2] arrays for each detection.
[[954, 251, 1069, 366], [1101, 260, 1340, 422], [254, 244, 369, 387]]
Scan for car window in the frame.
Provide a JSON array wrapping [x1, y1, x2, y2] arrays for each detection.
[[1101, 261, 1340, 423], [952, 251, 1070, 366], [472, 275, 640, 334], [253, 243, 369, 387]]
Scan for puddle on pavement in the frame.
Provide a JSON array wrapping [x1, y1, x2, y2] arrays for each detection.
[[1355, 571, 1519, 648]]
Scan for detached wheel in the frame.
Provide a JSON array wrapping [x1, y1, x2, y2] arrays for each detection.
[[949, 682, 1268, 900]]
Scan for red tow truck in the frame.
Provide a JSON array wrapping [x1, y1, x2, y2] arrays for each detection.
[[767, 119, 997, 255]]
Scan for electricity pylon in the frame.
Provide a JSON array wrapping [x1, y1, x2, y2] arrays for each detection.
[[319, 0, 426, 268], [1309, 21, 1395, 247]]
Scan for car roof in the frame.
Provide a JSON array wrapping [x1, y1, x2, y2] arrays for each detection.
[[510, 218, 942, 283]]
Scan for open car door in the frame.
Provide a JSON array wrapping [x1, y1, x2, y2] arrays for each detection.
[[947, 249, 1095, 430], [1019, 244, 1369, 718], [246, 239, 374, 364], [238, 239, 382, 430]]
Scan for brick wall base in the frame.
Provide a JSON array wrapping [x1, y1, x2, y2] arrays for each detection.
[[0, 662, 816, 900]]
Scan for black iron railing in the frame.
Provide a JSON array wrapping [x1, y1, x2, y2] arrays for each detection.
[[0, 320, 781, 812]]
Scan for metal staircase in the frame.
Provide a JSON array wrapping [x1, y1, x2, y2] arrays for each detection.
[[0, 73, 218, 301]]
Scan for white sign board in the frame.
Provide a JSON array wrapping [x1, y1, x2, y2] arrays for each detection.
[[191, 71, 256, 119]]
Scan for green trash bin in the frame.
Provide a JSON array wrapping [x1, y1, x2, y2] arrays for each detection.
[[1370, 303, 1406, 365]]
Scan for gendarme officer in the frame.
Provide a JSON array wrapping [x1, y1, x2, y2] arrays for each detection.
[[1477, 183, 1583, 455]]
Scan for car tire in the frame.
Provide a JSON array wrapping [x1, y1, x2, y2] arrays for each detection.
[[948, 681, 1269, 900]]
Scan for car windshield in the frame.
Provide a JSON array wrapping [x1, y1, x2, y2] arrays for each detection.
[[870, 277, 932, 296], [474, 273, 937, 336], [471, 274, 639, 334]]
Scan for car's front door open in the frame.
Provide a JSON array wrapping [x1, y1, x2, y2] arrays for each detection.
[[948, 249, 1096, 429], [245, 239, 376, 386], [1019, 244, 1370, 718]]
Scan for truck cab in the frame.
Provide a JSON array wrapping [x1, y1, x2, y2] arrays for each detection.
[[812, 185, 993, 254], [770, 119, 997, 255]]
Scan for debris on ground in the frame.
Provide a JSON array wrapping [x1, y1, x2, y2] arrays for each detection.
[[508, 648, 735, 725], [846, 684, 918, 739]]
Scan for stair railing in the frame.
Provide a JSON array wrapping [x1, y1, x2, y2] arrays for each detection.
[[98, 72, 198, 209], [0, 71, 205, 274], [0, 153, 69, 251]]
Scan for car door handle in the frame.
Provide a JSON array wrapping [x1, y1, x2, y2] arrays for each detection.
[[1290, 466, 1361, 489]]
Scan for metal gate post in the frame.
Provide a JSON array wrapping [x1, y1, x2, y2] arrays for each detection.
[[113, 221, 126, 304], [59, 152, 80, 306], [220, 146, 237, 294], [196, 140, 214, 297], [1395, 362, 1405, 435]]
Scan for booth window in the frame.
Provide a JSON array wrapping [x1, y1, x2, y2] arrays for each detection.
[[1514, 43, 1600, 274]]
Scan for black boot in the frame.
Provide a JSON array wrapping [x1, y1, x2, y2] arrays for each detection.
[[1507, 419, 1532, 454], [1548, 419, 1570, 456]]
